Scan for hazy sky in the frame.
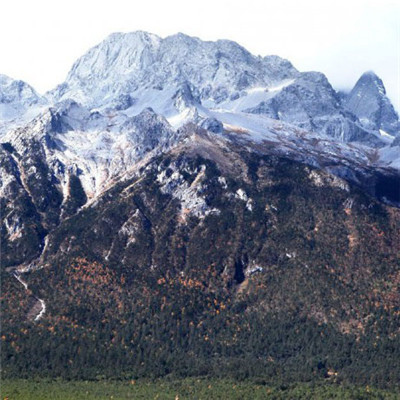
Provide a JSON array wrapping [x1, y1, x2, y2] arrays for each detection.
[[1, 0, 399, 110]]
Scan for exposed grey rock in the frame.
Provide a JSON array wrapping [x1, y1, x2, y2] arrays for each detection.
[[172, 82, 199, 112], [392, 135, 400, 147], [111, 94, 136, 111], [345, 71, 400, 135], [200, 117, 223, 133], [1, 30, 399, 231]]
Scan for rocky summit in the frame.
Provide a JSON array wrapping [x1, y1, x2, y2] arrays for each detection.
[[345, 71, 400, 136], [1, 31, 400, 387]]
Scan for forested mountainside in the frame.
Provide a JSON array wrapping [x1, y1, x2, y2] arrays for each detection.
[[2, 127, 400, 385], [1, 31, 399, 387]]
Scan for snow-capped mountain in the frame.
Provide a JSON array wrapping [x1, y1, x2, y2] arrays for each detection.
[[2, 31, 400, 389], [49, 32, 298, 110], [1, 30, 399, 215], [345, 71, 400, 137], [46, 31, 397, 149], [0, 74, 47, 132]]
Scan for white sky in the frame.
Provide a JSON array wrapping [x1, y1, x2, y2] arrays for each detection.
[[1, 0, 399, 110]]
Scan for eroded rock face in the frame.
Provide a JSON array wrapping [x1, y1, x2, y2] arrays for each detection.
[[0, 106, 183, 268], [2, 31, 399, 177], [8, 126, 396, 277], [157, 161, 220, 220]]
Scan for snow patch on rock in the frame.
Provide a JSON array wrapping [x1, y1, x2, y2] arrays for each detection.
[[157, 162, 219, 221], [308, 169, 350, 192]]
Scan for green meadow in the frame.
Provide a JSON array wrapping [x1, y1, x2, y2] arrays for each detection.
[[1, 379, 399, 400]]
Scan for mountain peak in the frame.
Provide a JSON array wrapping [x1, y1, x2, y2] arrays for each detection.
[[103, 30, 162, 49], [0, 74, 46, 124], [360, 70, 381, 79], [358, 70, 386, 94], [67, 30, 162, 79], [49, 31, 298, 110], [0, 74, 43, 106], [166, 32, 199, 43], [345, 71, 399, 135]]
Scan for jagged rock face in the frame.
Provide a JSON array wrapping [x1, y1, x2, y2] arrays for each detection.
[[0, 124, 400, 272], [0, 32, 399, 270], [345, 71, 400, 136], [29, 130, 399, 300], [0, 103, 184, 268], [245, 72, 339, 122], [1, 101, 398, 259]]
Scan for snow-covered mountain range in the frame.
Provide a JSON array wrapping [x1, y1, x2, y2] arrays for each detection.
[[1, 31, 399, 209]]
